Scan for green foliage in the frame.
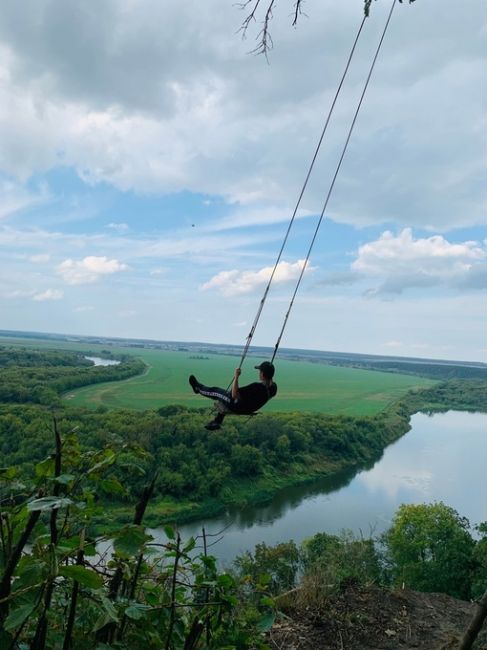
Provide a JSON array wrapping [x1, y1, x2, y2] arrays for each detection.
[[0, 425, 271, 649], [472, 522, 487, 599], [382, 502, 476, 599], [301, 531, 381, 590], [234, 541, 300, 595], [0, 401, 411, 508], [397, 379, 487, 416]]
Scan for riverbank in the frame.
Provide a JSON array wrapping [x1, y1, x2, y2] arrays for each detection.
[[96, 378, 487, 533], [96, 403, 412, 532], [97, 457, 352, 531]]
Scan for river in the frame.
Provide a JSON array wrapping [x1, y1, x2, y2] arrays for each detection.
[[151, 411, 487, 566], [85, 356, 120, 366]]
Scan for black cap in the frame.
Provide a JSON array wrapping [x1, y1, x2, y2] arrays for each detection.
[[254, 361, 275, 379]]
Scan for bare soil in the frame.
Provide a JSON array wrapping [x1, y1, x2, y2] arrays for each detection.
[[268, 585, 487, 649]]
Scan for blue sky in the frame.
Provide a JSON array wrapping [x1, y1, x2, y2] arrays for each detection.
[[1, 0, 487, 361]]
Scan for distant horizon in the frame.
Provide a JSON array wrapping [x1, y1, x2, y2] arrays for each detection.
[[2, 327, 487, 369]]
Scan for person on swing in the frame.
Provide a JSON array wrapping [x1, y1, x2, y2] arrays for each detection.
[[189, 361, 277, 430]]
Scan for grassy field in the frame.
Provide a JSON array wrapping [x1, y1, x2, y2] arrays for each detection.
[[0, 335, 435, 415]]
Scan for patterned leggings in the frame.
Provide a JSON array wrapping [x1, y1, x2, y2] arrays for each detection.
[[197, 384, 235, 413]]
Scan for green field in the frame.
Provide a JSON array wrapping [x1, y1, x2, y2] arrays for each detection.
[[0, 336, 435, 415], [62, 347, 434, 414]]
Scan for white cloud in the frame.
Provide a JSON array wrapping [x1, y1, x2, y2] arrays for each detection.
[[3, 289, 35, 299], [202, 206, 313, 233], [33, 288, 64, 301], [57, 255, 129, 285], [73, 305, 94, 312], [201, 259, 314, 296], [0, 178, 50, 219], [107, 222, 129, 233], [0, 2, 486, 228], [29, 253, 50, 263], [352, 229, 487, 294], [0, 222, 280, 270]]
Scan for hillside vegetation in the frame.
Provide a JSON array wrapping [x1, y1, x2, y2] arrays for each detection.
[[0, 343, 487, 647], [1, 344, 487, 526]]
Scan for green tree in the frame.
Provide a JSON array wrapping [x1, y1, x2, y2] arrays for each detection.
[[301, 531, 381, 590], [383, 502, 476, 599], [472, 522, 487, 599], [0, 424, 269, 649], [230, 444, 263, 476], [234, 541, 300, 595]]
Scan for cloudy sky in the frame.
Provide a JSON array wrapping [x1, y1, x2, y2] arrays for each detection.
[[1, 0, 487, 362]]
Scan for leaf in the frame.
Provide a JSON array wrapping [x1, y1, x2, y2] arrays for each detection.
[[35, 457, 54, 478], [57, 536, 96, 557], [217, 574, 235, 589], [222, 594, 238, 607], [0, 466, 18, 480], [59, 565, 103, 589], [93, 612, 117, 634], [27, 496, 73, 512], [13, 557, 47, 589], [163, 525, 175, 540], [87, 450, 116, 476], [99, 478, 126, 496], [257, 573, 271, 586], [49, 473, 75, 485], [201, 555, 216, 570], [145, 592, 159, 606], [256, 612, 275, 633], [183, 536, 195, 553], [124, 603, 151, 620], [100, 595, 119, 621], [4, 603, 37, 632], [118, 461, 146, 476], [113, 525, 152, 557]]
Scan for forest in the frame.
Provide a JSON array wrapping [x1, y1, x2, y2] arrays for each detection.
[[0, 347, 145, 406]]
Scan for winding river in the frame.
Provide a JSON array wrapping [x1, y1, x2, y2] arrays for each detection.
[[152, 411, 487, 565], [85, 356, 120, 366]]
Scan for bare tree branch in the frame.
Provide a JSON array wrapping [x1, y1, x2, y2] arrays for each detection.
[[238, 0, 416, 55], [292, 0, 306, 27]]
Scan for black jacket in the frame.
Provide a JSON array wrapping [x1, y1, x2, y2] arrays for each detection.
[[231, 381, 277, 414]]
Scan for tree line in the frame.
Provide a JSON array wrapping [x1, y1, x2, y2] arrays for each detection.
[[0, 402, 408, 510], [0, 346, 145, 406]]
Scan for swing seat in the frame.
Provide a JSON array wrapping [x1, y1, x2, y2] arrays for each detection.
[[214, 402, 259, 418]]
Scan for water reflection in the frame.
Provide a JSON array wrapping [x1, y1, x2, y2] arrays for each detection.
[[226, 465, 361, 529]]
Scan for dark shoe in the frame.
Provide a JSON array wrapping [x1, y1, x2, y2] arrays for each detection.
[[205, 419, 221, 431], [189, 375, 200, 394]]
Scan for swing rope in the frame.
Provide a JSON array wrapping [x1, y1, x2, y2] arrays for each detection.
[[237, 10, 369, 370], [271, 0, 398, 363]]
